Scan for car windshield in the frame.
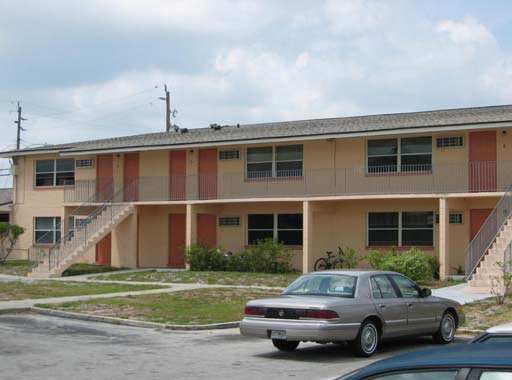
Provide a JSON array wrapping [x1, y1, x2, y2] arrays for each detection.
[[283, 274, 357, 297]]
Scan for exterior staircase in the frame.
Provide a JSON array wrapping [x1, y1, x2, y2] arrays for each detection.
[[27, 180, 138, 278], [466, 220, 512, 294], [28, 203, 135, 278], [465, 185, 512, 294]]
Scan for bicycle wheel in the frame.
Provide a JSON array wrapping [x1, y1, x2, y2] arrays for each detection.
[[314, 257, 329, 271], [332, 258, 344, 269]]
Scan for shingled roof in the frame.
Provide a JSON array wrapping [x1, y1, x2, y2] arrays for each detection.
[[3, 104, 512, 156]]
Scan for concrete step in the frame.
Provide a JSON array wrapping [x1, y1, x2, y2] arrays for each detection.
[[464, 286, 494, 294]]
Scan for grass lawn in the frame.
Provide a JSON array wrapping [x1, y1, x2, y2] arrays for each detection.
[[95, 270, 301, 287], [38, 287, 281, 325], [462, 296, 512, 331], [0, 260, 35, 276], [0, 281, 166, 301]]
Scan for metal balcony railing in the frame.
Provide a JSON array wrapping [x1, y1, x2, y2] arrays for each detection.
[[464, 184, 512, 280], [64, 160, 507, 203]]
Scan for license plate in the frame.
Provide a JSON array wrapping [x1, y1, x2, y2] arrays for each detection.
[[270, 330, 287, 340]]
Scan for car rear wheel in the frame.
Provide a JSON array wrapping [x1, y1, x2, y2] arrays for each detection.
[[433, 312, 456, 344], [272, 339, 300, 351], [351, 320, 379, 357]]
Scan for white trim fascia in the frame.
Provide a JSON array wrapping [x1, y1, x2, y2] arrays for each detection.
[[3, 121, 512, 158]]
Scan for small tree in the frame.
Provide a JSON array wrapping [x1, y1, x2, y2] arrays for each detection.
[[0, 223, 25, 264], [490, 259, 512, 305]]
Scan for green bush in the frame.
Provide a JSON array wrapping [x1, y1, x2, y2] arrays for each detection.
[[227, 238, 293, 273], [378, 248, 434, 282], [185, 242, 225, 271], [185, 238, 293, 273], [367, 248, 434, 282]]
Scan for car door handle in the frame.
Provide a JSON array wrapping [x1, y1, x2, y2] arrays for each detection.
[[378, 304, 386, 309]]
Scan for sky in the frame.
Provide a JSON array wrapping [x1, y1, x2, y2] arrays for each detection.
[[1, 0, 512, 186]]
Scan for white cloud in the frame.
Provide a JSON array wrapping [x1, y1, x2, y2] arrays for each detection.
[[436, 17, 495, 45], [324, 0, 386, 34], [100, 0, 270, 33], [480, 58, 512, 102]]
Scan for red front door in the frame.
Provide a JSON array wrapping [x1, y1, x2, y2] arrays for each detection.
[[470, 208, 493, 240], [96, 232, 112, 265], [169, 150, 186, 201], [198, 148, 217, 200], [124, 152, 139, 201], [197, 214, 217, 247], [168, 214, 186, 268], [96, 154, 114, 201], [469, 131, 496, 192]]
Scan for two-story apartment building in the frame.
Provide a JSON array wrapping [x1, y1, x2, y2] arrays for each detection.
[[3, 105, 512, 293]]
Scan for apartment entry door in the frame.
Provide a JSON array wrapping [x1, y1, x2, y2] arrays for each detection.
[[168, 214, 186, 268], [97, 154, 114, 201], [470, 208, 494, 240], [124, 152, 139, 201], [96, 232, 112, 265], [469, 131, 496, 192], [197, 214, 217, 247], [198, 148, 217, 200]]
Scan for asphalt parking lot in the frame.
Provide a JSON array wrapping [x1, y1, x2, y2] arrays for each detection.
[[0, 313, 470, 380]]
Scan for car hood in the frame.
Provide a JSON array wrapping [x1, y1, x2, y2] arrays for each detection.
[[247, 295, 354, 309]]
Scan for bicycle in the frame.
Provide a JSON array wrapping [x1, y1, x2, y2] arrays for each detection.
[[314, 246, 345, 271]]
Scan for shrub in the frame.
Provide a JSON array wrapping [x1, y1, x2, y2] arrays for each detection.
[[338, 247, 361, 268], [185, 242, 225, 271], [377, 248, 434, 282], [185, 238, 294, 273], [0, 223, 25, 264], [227, 238, 293, 273]]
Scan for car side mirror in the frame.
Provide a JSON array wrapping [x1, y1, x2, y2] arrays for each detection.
[[422, 288, 432, 297]]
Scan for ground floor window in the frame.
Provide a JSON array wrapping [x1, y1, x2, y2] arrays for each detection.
[[247, 213, 303, 246], [0, 213, 9, 222], [34, 217, 61, 244], [368, 211, 433, 247]]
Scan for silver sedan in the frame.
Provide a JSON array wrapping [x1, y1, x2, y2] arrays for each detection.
[[240, 270, 464, 357]]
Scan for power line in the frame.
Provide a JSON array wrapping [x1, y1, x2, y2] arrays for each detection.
[[22, 85, 160, 119]]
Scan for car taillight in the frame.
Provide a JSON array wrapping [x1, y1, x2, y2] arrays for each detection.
[[245, 306, 264, 316], [305, 309, 339, 319]]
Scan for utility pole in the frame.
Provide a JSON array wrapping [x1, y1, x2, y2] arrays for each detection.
[[160, 84, 171, 132], [159, 84, 179, 132], [14, 101, 27, 150]]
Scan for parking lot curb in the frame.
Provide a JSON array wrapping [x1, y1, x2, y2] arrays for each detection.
[[29, 306, 240, 330], [0, 306, 30, 314]]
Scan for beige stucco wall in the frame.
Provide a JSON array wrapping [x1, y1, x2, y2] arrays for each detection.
[[11, 154, 66, 259]]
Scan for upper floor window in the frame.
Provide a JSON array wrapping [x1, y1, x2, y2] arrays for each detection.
[[35, 158, 75, 187], [246, 145, 303, 179], [367, 137, 432, 174]]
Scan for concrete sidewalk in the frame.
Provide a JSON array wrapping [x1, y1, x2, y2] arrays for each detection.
[[431, 283, 493, 304]]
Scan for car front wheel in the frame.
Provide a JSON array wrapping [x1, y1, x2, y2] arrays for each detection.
[[433, 312, 456, 344], [351, 320, 379, 357], [272, 339, 300, 351]]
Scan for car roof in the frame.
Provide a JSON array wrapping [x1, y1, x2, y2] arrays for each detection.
[[487, 322, 512, 333], [342, 344, 512, 380], [307, 269, 396, 277]]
